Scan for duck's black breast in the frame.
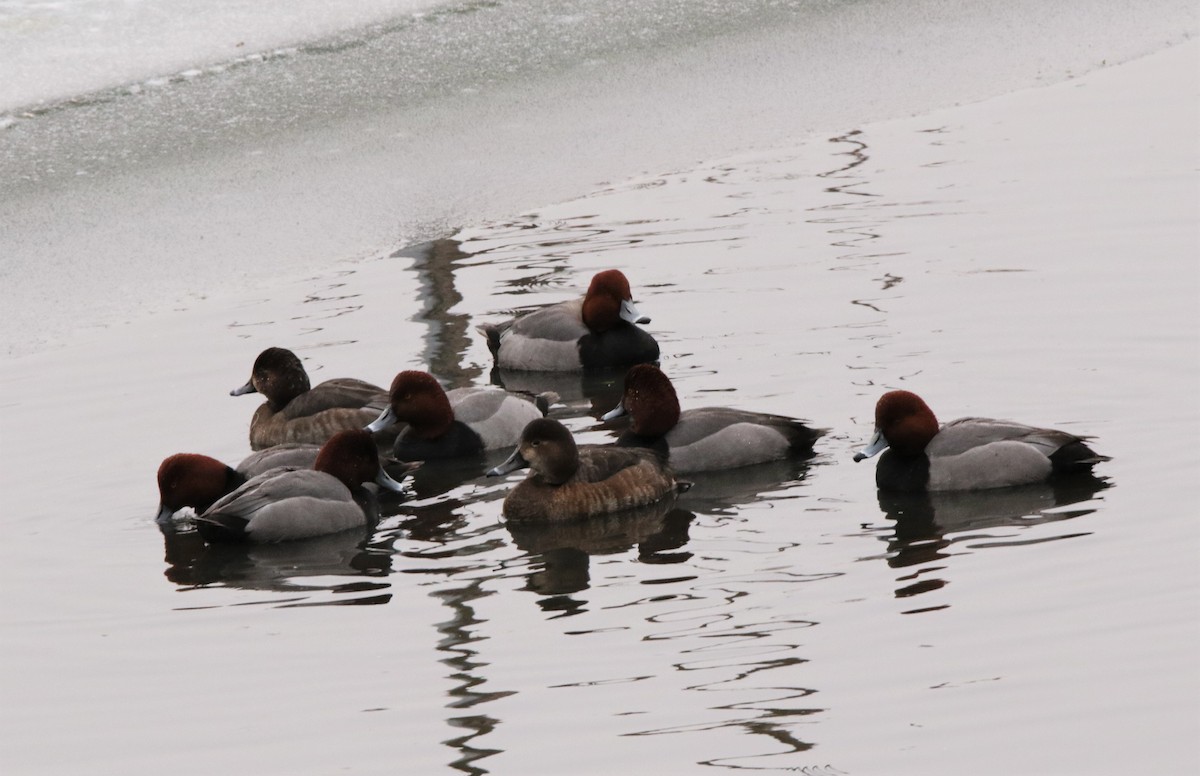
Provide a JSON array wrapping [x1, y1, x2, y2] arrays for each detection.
[[875, 449, 931, 492], [393, 421, 484, 461], [578, 324, 660, 370]]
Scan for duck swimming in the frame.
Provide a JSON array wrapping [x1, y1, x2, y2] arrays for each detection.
[[366, 370, 552, 461], [602, 364, 823, 472], [231, 347, 393, 450], [154, 444, 419, 524], [155, 444, 322, 523], [478, 269, 659, 371], [487, 418, 683, 522], [853, 390, 1109, 491], [193, 430, 407, 543]]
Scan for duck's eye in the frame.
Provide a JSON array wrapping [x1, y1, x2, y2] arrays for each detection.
[[531, 440, 540, 448]]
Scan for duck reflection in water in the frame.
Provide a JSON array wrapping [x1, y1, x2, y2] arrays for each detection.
[[504, 440, 820, 602], [875, 474, 1110, 600], [489, 365, 625, 421], [158, 521, 394, 603], [507, 496, 694, 599]]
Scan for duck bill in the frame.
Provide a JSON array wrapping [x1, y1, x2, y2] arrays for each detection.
[[366, 406, 398, 433], [230, 380, 257, 397], [487, 448, 529, 477], [155, 503, 177, 523], [619, 299, 651, 325], [853, 428, 889, 462], [375, 467, 407, 493], [601, 402, 628, 422]]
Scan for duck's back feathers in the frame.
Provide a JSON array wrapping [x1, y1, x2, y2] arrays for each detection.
[[913, 417, 1108, 491], [448, 387, 546, 449], [236, 443, 321, 477], [619, 407, 821, 472], [279, 378, 388, 419], [196, 469, 365, 543], [504, 446, 677, 524], [928, 417, 1076, 458], [250, 404, 385, 450], [668, 408, 820, 470], [574, 445, 660, 484], [486, 300, 589, 371]]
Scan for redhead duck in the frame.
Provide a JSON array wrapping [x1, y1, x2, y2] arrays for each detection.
[[155, 444, 322, 523], [478, 269, 659, 371], [193, 430, 406, 543], [487, 418, 683, 522], [231, 347, 394, 450], [853, 390, 1109, 491], [366, 370, 552, 461], [155, 444, 421, 524], [602, 365, 823, 472]]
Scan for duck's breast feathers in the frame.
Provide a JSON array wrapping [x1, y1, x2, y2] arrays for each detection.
[[280, 378, 388, 419], [577, 325, 659, 370], [447, 387, 545, 450], [662, 408, 821, 472]]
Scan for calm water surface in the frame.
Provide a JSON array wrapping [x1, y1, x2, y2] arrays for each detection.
[[1, 43, 1197, 776]]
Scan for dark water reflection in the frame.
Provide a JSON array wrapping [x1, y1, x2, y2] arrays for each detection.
[[159, 522, 394, 605], [868, 476, 1108, 602], [490, 366, 626, 418], [507, 497, 695, 597]]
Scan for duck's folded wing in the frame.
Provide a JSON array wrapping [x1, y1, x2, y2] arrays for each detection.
[[507, 299, 588, 342], [930, 417, 1081, 459], [575, 445, 660, 483], [205, 469, 348, 517], [236, 444, 321, 477], [449, 388, 543, 448], [447, 388, 509, 423], [673, 408, 821, 447], [281, 379, 388, 418]]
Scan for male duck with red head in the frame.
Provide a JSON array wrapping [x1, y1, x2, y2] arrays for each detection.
[[155, 444, 323, 523], [854, 390, 1108, 491], [478, 269, 659, 371], [191, 430, 407, 543], [155, 444, 420, 524], [603, 365, 823, 472], [366, 370, 553, 461]]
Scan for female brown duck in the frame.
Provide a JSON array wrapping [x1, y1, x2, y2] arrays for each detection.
[[487, 418, 683, 522]]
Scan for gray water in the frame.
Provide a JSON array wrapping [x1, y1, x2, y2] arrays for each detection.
[[2, 3, 1198, 774]]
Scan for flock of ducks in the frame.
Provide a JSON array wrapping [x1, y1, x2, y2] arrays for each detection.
[[155, 269, 1108, 543]]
